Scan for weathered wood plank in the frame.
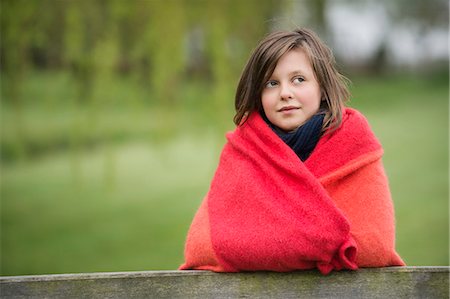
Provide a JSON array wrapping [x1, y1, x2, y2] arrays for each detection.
[[1, 267, 448, 299]]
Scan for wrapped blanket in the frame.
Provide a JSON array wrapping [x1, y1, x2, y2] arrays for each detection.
[[180, 108, 404, 274]]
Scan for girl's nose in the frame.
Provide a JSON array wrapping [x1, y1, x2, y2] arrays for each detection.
[[280, 84, 294, 100]]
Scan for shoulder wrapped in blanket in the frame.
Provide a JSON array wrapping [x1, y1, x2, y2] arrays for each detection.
[[180, 108, 405, 274]]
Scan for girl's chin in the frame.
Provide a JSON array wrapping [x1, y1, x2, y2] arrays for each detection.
[[277, 122, 305, 132]]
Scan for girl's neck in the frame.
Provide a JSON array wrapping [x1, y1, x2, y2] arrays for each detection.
[[262, 111, 325, 161]]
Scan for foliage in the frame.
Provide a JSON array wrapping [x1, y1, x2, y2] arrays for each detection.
[[1, 0, 448, 275]]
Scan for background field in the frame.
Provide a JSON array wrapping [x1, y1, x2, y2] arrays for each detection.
[[1, 72, 448, 275], [1, 0, 448, 275]]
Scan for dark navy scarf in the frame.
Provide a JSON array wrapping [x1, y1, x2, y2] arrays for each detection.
[[263, 112, 325, 161]]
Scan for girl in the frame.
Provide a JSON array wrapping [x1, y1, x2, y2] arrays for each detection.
[[180, 28, 405, 274]]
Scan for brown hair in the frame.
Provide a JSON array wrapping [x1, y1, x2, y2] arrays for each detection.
[[233, 28, 350, 133]]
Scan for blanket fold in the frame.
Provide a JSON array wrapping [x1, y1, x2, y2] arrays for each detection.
[[180, 108, 404, 274]]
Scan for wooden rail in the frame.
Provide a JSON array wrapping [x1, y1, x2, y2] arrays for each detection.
[[1, 267, 448, 298]]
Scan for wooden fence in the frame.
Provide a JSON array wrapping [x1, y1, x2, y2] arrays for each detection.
[[1, 266, 448, 298]]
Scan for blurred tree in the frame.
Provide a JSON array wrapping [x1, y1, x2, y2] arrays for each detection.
[[1, 0, 40, 160], [26, 0, 66, 69], [227, 0, 279, 73], [202, 0, 234, 127], [198, 0, 280, 128], [131, 0, 187, 105], [22, 0, 447, 159], [390, 0, 448, 29], [306, 0, 327, 37], [64, 0, 94, 105], [338, 0, 449, 73], [152, 0, 187, 105]]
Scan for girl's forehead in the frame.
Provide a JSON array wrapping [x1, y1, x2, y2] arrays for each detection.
[[270, 48, 313, 75]]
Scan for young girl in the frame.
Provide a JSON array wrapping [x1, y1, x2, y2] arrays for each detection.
[[180, 28, 405, 274]]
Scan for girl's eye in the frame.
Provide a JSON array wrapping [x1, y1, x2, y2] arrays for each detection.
[[265, 80, 278, 88], [293, 77, 304, 84]]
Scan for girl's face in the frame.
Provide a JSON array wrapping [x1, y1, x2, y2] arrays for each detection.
[[261, 48, 321, 132]]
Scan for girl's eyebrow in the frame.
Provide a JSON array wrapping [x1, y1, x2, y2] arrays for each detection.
[[288, 70, 305, 76], [270, 70, 305, 78]]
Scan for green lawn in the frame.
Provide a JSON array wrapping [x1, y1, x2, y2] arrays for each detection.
[[1, 135, 223, 275], [1, 72, 448, 275]]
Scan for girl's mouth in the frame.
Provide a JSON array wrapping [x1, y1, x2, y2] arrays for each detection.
[[278, 106, 300, 112]]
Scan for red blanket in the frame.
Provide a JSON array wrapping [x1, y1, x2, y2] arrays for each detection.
[[180, 108, 404, 274]]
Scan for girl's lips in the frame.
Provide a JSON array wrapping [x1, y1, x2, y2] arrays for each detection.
[[278, 106, 300, 112]]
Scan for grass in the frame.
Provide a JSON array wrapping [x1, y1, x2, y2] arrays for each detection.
[[1, 135, 222, 274], [1, 71, 448, 275], [350, 73, 449, 266]]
